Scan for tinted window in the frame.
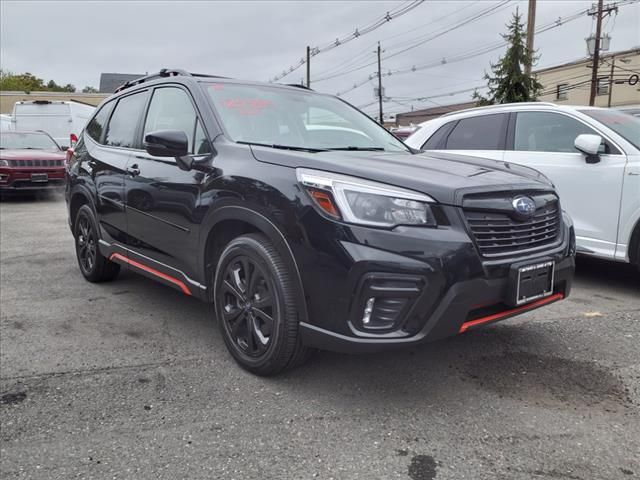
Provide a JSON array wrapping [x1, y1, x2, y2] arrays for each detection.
[[445, 114, 507, 150], [515, 112, 599, 153], [104, 92, 147, 148], [86, 102, 113, 144], [144, 87, 200, 153], [422, 122, 455, 149], [205, 82, 407, 152]]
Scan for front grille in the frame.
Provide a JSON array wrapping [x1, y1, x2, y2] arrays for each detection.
[[7, 159, 63, 167], [464, 200, 561, 258]]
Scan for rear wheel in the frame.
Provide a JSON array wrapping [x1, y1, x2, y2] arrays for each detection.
[[214, 233, 310, 375], [74, 205, 120, 282]]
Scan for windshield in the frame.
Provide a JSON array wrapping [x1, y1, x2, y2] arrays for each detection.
[[0, 132, 60, 150], [582, 109, 640, 150], [204, 82, 408, 153]]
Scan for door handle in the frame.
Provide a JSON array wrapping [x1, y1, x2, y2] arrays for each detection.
[[126, 164, 140, 177]]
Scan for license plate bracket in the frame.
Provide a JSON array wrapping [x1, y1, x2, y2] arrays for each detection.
[[508, 260, 554, 306], [31, 173, 48, 183]]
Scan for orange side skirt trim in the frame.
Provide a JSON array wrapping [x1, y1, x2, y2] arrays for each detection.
[[109, 253, 192, 296]]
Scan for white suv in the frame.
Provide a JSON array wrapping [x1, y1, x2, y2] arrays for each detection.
[[406, 102, 640, 269]]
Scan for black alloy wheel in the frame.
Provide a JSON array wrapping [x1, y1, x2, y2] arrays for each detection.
[[214, 234, 310, 375], [220, 255, 276, 358], [74, 205, 120, 282], [76, 214, 97, 275]]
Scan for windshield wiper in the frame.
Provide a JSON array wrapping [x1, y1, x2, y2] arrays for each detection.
[[237, 141, 328, 153], [325, 146, 385, 151]]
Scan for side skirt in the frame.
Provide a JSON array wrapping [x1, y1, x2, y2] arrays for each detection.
[[99, 239, 208, 300]]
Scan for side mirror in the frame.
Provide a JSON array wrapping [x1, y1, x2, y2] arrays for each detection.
[[144, 130, 192, 170], [574, 134, 602, 164]]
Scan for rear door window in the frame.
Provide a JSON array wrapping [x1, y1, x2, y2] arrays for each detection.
[[104, 91, 148, 148], [445, 114, 508, 150]]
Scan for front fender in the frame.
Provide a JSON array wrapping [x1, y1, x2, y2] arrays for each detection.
[[199, 203, 309, 324]]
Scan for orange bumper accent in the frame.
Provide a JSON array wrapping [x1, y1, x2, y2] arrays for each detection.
[[459, 293, 564, 333]]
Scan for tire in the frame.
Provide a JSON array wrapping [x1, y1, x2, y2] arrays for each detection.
[[214, 233, 310, 375], [74, 204, 120, 282]]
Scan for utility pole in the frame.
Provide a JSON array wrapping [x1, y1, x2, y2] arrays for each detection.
[[525, 0, 536, 75], [588, 0, 603, 105], [607, 56, 615, 107], [587, 1, 618, 105], [377, 42, 383, 125], [306, 46, 311, 88]]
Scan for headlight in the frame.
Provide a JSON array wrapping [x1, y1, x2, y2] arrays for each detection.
[[0, 160, 8, 167], [297, 168, 436, 227]]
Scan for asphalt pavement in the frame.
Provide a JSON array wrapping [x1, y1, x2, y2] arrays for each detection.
[[1, 194, 639, 480]]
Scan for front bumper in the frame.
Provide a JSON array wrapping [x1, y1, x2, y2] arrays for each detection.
[[0, 168, 65, 192], [300, 255, 573, 353], [295, 206, 575, 353]]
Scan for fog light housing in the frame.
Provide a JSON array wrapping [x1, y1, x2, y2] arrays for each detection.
[[351, 273, 424, 333]]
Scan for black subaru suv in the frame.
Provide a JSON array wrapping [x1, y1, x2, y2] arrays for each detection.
[[66, 69, 575, 375]]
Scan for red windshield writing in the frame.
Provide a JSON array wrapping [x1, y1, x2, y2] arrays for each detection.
[[222, 98, 272, 116]]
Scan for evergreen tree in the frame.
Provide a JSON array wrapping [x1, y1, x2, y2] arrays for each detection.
[[474, 9, 542, 105]]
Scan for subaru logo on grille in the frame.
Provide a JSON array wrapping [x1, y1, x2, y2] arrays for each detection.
[[512, 196, 536, 218]]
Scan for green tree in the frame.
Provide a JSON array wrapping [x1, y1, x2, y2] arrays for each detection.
[[0, 70, 75, 93], [82, 86, 98, 93], [46, 79, 76, 92], [474, 9, 542, 106], [0, 70, 46, 92]]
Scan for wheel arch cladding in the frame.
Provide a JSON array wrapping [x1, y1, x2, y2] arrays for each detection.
[[201, 206, 309, 323], [69, 187, 95, 226], [629, 217, 640, 266]]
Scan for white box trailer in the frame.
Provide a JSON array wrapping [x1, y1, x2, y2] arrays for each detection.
[[11, 100, 95, 148], [0, 114, 13, 131]]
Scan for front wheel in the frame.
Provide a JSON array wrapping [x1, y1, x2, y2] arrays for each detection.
[[74, 205, 120, 282], [214, 233, 310, 375]]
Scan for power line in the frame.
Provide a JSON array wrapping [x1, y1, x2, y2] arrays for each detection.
[[332, 3, 622, 98], [313, 0, 512, 84], [268, 1, 425, 83], [311, 2, 481, 82]]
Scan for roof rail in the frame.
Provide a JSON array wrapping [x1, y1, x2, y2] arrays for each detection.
[[441, 101, 557, 117], [114, 69, 193, 93], [285, 83, 313, 91], [191, 72, 229, 80]]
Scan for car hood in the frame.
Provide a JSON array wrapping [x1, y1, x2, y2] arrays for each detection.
[[250, 147, 553, 206], [0, 149, 65, 160]]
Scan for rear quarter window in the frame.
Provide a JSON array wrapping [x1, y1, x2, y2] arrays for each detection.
[[85, 102, 114, 144], [421, 122, 456, 149]]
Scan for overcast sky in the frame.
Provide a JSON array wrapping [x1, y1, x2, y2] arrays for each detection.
[[1, 0, 638, 118]]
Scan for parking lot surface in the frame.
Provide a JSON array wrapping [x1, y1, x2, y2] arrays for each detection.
[[1, 195, 639, 480]]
